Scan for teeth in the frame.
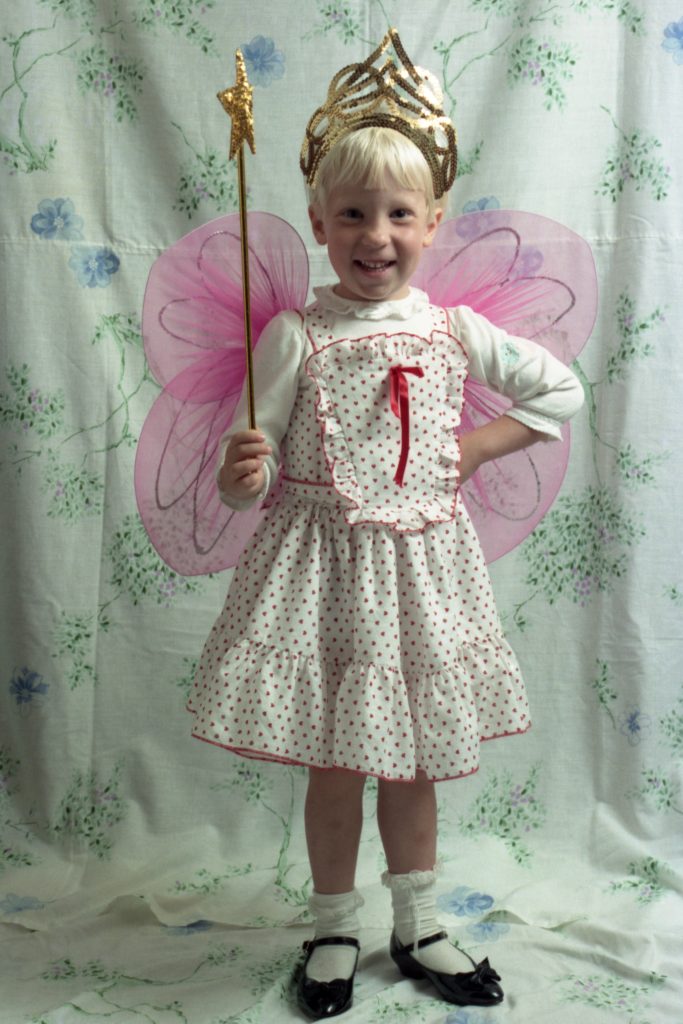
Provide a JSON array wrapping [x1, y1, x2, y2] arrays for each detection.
[[358, 260, 390, 269]]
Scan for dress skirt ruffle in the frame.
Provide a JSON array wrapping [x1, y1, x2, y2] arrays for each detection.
[[189, 484, 529, 782]]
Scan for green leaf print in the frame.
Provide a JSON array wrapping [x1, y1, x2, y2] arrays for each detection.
[[172, 865, 255, 895], [52, 761, 128, 858], [134, 0, 218, 55], [76, 43, 145, 122], [663, 584, 683, 607], [660, 703, 683, 758], [631, 767, 682, 816], [174, 655, 198, 703], [0, 747, 36, 872], [616, 443, 669, 489], [507, 35, 576, 110], [559, 971, 655, 1014], [572, 0, 645, 36], [607, 292, 665, 382], [521, 485, 644, 608], [0, 364, 65, 439], [51, 609, 108, 689], [304, 3, 369, 43], [173, 122, 240, 218], [459, 763, 546, 865], [213, 765, 311, 907], [2, 4, 217, 175], [42, 451, 104, 521], [469, 0, 520, 15], [0, 21, 75, 174], [590, 659, 618, 727], [608, 856, 669, 904], [38, 0, 98, 30], [249, 948, 300, 997], [598, 109, 671, 202], [107, 513, 205, 607]]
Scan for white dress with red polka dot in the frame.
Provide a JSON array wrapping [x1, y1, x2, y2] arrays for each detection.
[[188, 287, 583, 782]]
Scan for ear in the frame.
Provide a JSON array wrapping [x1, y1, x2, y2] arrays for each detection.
[[422, 207, 444, 249], [308, 205, 327, 246]]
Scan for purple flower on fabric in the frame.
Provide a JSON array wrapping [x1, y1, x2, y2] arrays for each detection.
[[438, 886, 494, 917], [30, 198, 84, 240], [662, 18, 683, 64], [241, 36, 285, 86], [69, 246, 120, 287], [618, 705, 652, 746], [9, 667, 49, 706]]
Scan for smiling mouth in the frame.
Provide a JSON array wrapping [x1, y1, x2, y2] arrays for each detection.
[[355, 259, 395, 271]]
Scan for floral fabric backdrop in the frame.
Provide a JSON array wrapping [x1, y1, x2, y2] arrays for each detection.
[[1, 2, 682, 1022]]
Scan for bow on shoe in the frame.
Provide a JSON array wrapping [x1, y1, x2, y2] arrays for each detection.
[[389, 931, 504, 1006], [469, 957, 501, 985], [294, 937, 360, 1019]]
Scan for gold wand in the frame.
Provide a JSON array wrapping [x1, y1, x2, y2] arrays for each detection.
[[217, 51, 257, 429]]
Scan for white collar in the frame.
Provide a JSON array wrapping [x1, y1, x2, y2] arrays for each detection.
[[312, 285, 430, 321]]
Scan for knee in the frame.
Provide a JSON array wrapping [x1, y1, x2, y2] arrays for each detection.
[[307, 767, 366, 805]]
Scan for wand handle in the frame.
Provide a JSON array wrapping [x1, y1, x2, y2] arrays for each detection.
[[236, 147, 256, 429]]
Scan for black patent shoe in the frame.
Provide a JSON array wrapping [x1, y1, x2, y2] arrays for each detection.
[[294, 936, 360, 1020], [390, 930, 503, 1007]]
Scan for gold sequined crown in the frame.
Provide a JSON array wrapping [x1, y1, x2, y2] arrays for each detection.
[[301, 29, 457, 199]]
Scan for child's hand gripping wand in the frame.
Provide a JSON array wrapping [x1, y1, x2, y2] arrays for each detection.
[[217, 51, 257, 429]]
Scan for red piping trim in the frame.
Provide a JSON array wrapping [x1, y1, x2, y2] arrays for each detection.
[[189, 722, 531, 784]]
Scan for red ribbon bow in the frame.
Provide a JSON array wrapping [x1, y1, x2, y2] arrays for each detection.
[[389, 365, 424, 487]]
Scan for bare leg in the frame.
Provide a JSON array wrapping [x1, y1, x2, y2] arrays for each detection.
[[305, 766, 366, 893], [303, 767, 366, 985], [377, 770, 437, 872]]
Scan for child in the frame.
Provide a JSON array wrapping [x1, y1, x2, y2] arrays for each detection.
[[189, 31, 584, 1020]]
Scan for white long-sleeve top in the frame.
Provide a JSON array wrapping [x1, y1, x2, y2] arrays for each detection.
[[217, 286, 584, 509]]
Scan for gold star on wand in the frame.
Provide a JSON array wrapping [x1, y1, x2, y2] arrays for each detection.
[[217, 50, 255, 160], [217, 51, 257, 428]]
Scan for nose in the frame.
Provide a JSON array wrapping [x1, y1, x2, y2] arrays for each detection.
[[362, 215, 389, 247]]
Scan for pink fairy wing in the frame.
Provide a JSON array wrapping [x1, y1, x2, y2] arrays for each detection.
[[413, 209, 596, 562], [135, 213, 309, 576]]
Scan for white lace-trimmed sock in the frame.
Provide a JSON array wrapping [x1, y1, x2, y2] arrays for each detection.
[[382, 868, 474, 974], [305, 889, 363, 983]]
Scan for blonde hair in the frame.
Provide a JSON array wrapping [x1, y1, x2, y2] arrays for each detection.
[[307, 126, 447, 218]]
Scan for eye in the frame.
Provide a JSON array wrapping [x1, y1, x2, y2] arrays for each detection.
[[340, 208, 362, 220], [391, 208, 413, 220]]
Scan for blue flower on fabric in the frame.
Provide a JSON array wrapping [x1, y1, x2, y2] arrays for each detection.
[[0, 893, 45, 914], [618, 705, 652, 746], [69, 246, 120, 287], [9, 667, 49, 707], [30, 198, 84, 240], [662, 18, 683, 64], [462, 196, 501, 214], [457, 198, 501, 239], [466, 919, 510, 942], [445, 1009, 496, 1024], [438, 886, 494, 917], [241, 36, 285, 86], [163, 919, 214, 935]]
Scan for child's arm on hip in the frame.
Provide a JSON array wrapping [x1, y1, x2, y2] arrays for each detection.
[[458, 416, 545, 484]]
